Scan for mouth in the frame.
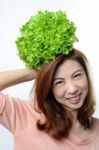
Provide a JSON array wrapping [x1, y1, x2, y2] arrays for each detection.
[[66, 94, 81, 104]]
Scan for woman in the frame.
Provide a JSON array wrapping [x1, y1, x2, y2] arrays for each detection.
[[0, 49, 98, 150]]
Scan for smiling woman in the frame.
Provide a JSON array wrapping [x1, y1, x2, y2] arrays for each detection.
[[52, 59, 88, 110], [0, 48, 99, 150], [35, 48, 96, 139]]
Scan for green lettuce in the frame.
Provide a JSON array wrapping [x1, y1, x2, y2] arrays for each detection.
[[16, 10, 78, 69]]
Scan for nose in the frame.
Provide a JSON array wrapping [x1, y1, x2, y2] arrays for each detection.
[[66, 81, 78, 95]]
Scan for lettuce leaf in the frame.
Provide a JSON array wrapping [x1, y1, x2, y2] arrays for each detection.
[[16, 10, 78, 69]]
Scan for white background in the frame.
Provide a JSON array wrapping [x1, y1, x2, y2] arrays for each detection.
[[0, 0, 99, 149]]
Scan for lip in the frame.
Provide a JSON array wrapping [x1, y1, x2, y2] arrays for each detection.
[[66, 94, 81, 104]]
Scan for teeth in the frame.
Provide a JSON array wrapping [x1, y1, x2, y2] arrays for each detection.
[[67, 94, 80, 99], [66, 95, 80, 104], [69, 95, 79, 101]]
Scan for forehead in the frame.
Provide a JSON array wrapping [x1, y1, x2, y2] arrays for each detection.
[[54, 59, 83, 77]]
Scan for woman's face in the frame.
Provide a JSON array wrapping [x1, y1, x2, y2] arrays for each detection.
[[52, 59, 88, 110]]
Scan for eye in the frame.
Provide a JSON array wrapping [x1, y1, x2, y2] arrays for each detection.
[[54, 80, 63, 85], [73, 73, 81, 79]]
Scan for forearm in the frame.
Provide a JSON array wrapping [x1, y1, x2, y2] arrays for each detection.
[[0, 68, 37, 91]]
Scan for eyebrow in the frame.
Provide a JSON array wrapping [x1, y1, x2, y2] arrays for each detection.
[[72, 69, 83, 76], [53, 69, 83, 81]]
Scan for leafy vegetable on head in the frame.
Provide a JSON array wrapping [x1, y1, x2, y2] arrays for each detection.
[[16, 10, 78, 69]]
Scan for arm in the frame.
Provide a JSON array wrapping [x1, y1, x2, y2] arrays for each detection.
[[0, 68, 38, 91], [0, 68, 38, 131]]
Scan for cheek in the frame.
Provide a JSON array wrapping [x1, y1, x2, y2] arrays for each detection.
[[79, 77, 88, 92], [52, 86, 64, 98]]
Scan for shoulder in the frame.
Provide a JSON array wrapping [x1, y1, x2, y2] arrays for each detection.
[[0, 92, 42, 117], [0, 93, 42, 133], [0, 92, 34, 114]]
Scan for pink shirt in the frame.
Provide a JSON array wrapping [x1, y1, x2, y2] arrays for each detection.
[[0, 93, 99, 150]]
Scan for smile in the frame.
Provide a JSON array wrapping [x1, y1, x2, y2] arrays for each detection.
[[66, 94, 81, 104]]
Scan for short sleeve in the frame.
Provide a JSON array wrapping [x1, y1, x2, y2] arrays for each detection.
[[0, 93, 34, 134], [0, 93, 6, 114]]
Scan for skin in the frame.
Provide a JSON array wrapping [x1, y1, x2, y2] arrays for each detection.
[[52, 59, 88, 111], [0, 68, 38, 91], [0, 62, 91, 139], [52, 59, 90, 139]]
